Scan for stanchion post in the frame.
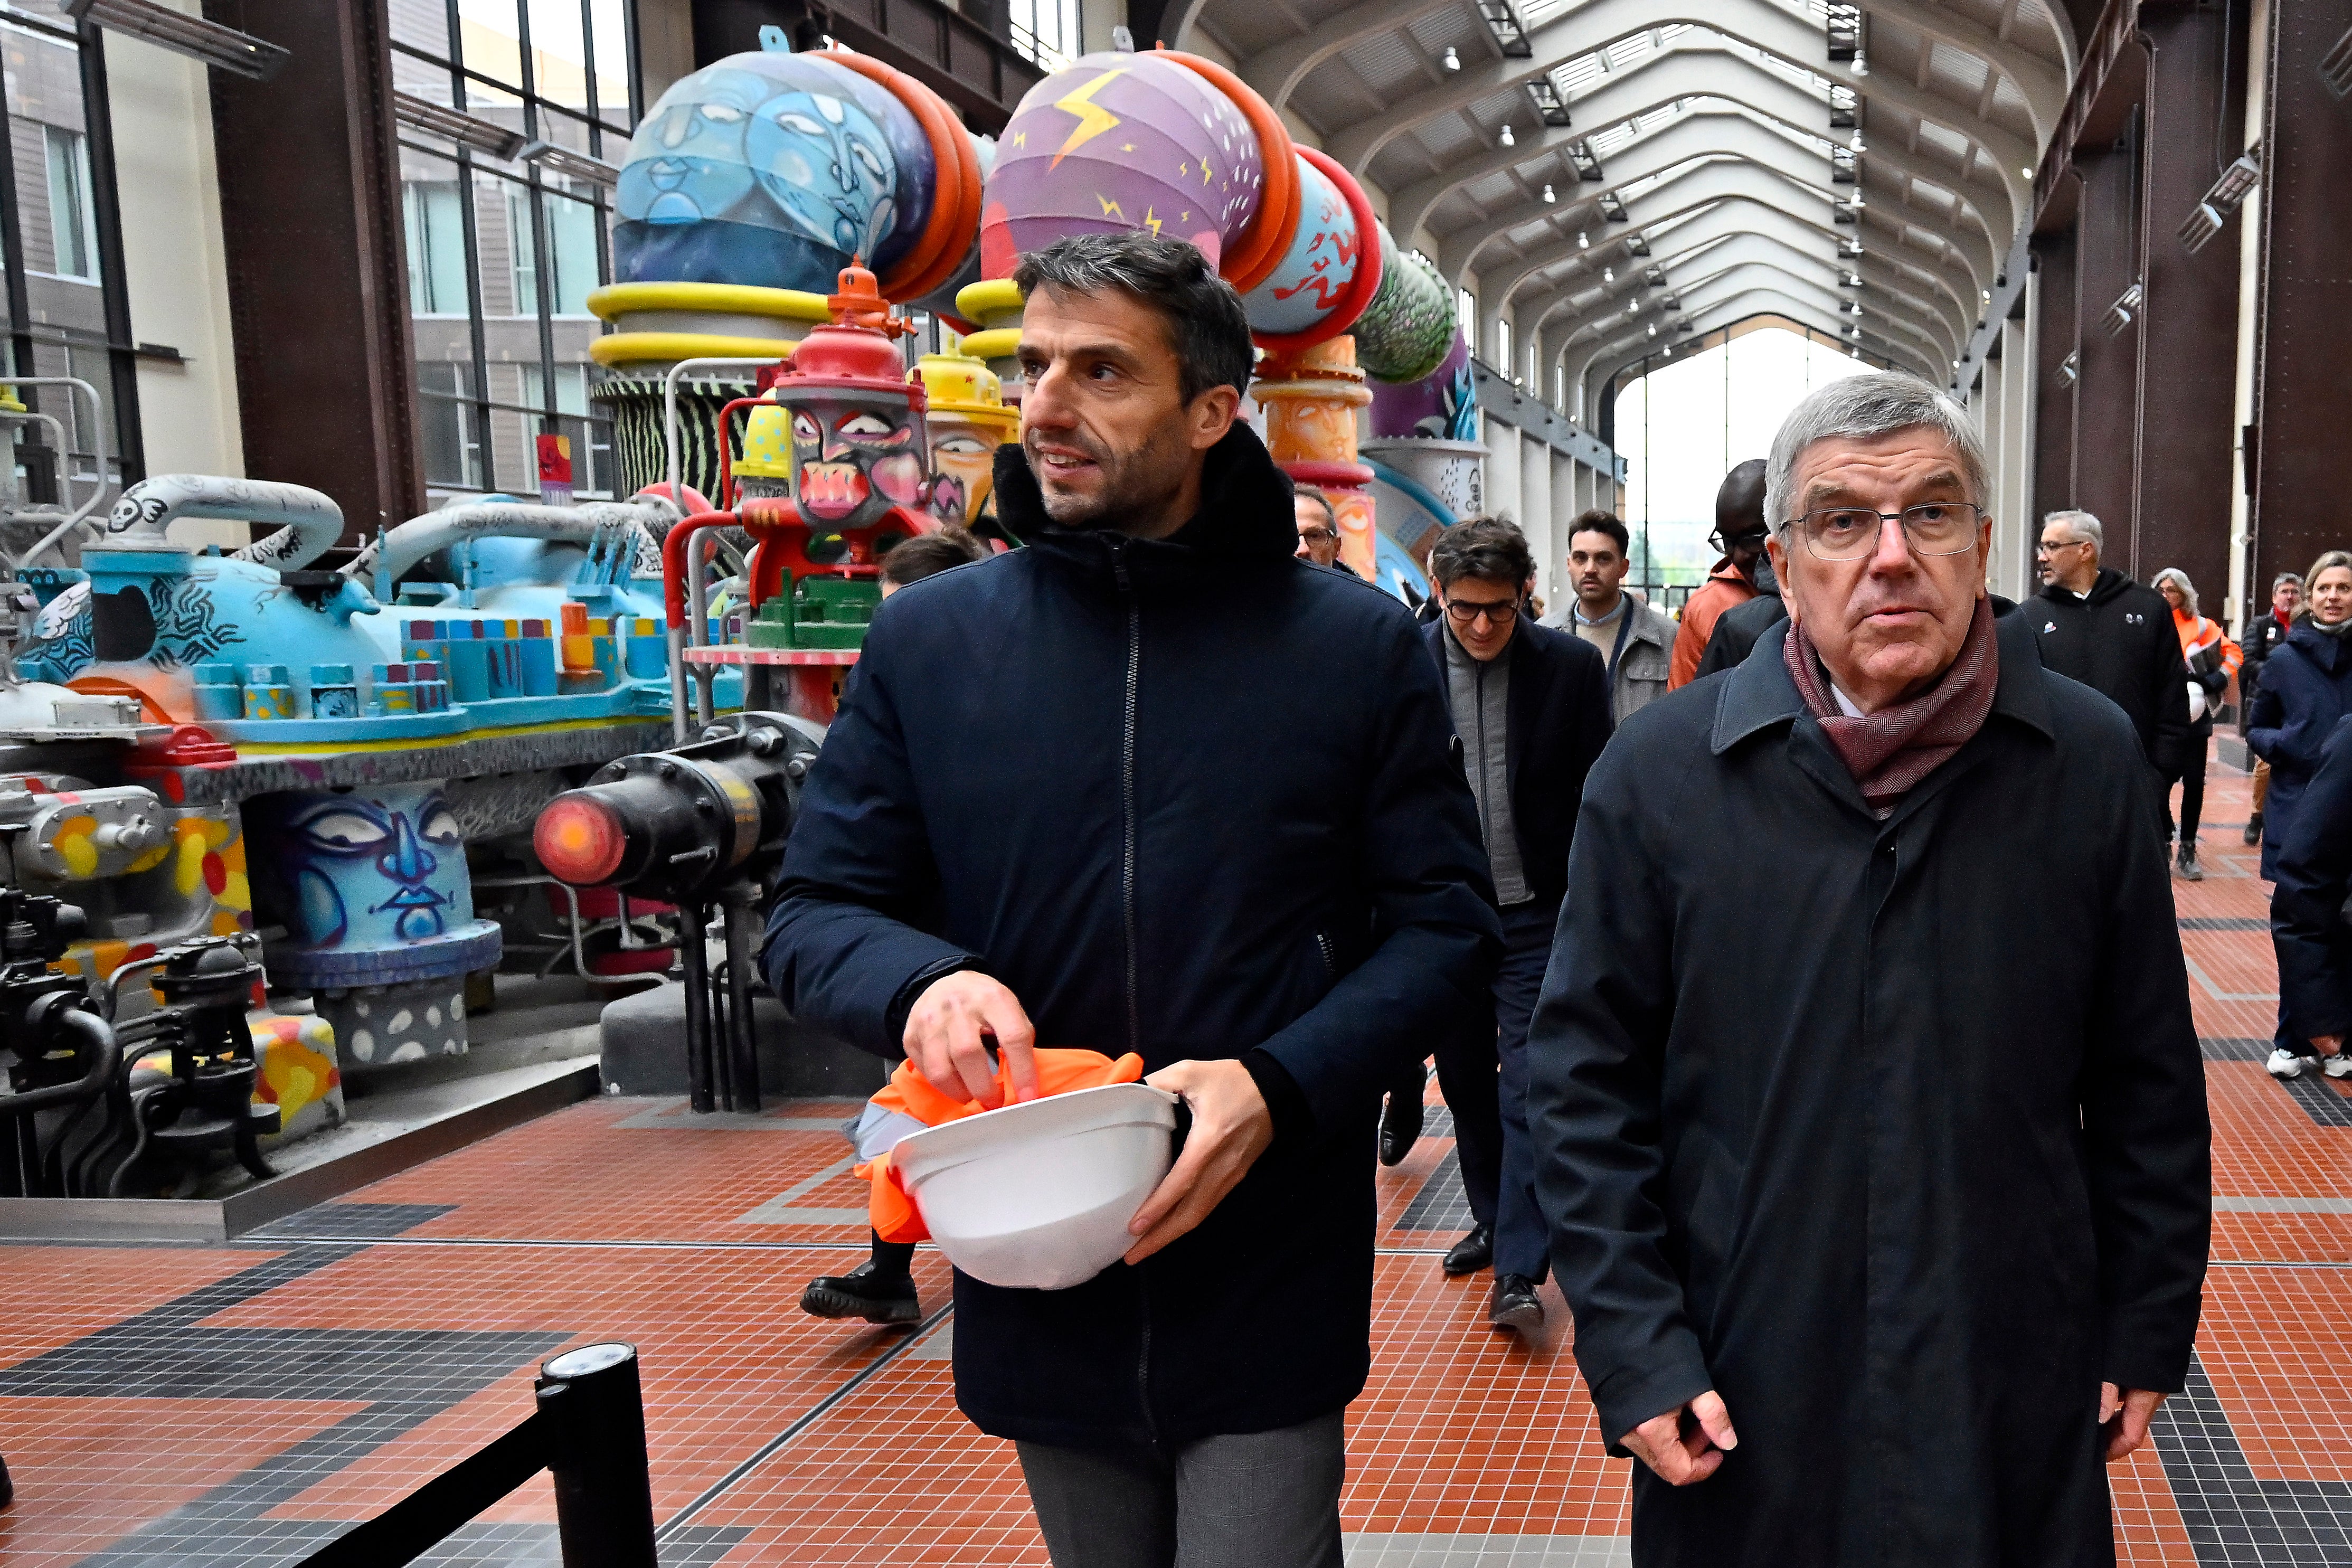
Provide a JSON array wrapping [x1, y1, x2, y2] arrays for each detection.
[[535, 1343, 657, 1568]]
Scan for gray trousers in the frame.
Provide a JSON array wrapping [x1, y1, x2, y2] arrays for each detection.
[[1016, 1411, 1347, 1568]]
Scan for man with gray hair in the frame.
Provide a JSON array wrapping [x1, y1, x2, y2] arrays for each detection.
[[1527, 371, 2210, 1565], [2025, 508, 2192, 833]]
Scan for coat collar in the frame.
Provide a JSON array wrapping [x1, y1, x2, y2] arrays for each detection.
[[990, 422, 1298, 575], [1710, 603, 2051, 757]]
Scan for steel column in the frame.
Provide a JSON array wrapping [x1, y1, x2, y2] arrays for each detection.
[[204, 0, 424, 546], [2070, 95, 2147, 563], [2129, 0, 2244, 598], [2247, 0, 2352, 593], [2031, 233, 2080, 525]]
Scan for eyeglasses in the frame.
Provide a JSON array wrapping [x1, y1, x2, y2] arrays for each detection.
[[1783, 503, 1984, 561], [1297, 527, 1336, 544], [2035, 536, 2089, 556], [1443, 597, 1520, 627]]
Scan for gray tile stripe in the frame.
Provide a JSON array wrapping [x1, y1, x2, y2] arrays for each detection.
[[2212, 1196, 2352, 1213], [1344, 1535, 1631, 1566]]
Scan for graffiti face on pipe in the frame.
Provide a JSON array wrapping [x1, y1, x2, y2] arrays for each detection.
[[787, 393, 929, 529], [254, 784, 470, 949]]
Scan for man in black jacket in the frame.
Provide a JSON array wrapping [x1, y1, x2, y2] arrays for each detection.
[[1425, 518, 1612, 1330], [762, 232, 1499, 1566], [2024, 509, 2190, 834]]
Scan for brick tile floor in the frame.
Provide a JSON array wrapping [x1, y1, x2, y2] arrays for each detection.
[[0, 750, 2341, 1565]]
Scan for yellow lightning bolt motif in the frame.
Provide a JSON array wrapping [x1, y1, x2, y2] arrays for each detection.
[[1201, 155, 1214, 187], [1051, 69, 1127, 169], [1098, 195, 1127, 221], [1012, 130, 1027, 148], [1142, 205, 1162, 236]]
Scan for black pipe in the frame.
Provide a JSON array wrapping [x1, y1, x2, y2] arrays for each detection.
[[536, 1343, 659, 1568], [678, 902, 715, 1114], [720, 885, 761, 1113]]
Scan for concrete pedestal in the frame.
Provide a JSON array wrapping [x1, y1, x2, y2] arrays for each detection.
[[597, 981, 887, 1100]]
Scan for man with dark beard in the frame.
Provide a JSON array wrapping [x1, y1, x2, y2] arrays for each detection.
[[763, 231, 1499, 1566]]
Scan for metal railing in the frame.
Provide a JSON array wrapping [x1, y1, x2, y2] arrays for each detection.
[[298, 1342, 657, 1568]]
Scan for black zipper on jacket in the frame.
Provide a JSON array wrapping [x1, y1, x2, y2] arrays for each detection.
[[1315, 931, 1336, 982], [1110, 539, 1157, 1449], [1112, 541, 1142, 1061]]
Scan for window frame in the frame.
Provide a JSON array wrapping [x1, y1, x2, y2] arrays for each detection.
[[391, 0, 637, 500]]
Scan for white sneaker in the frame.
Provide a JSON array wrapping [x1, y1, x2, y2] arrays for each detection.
[[2323, 1053, 2352, 1081], [2267, 1047, 2308, 1079]]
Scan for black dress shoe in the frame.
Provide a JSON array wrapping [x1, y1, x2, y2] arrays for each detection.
[[1378, 1079, 1427, 1166], [800, 1261, 920, 1326], [1490, 1273, 1544, 1334], [1443, 1224, 1493, 1276], [2244, 812, 2264, 847]]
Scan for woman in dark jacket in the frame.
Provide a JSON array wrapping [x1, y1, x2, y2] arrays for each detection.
[[2246, 550, 2352, 886], [2270, 713, 2352, 1081]]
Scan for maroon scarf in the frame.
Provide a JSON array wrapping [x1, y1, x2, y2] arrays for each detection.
[[1781, 597, 1999, 813]]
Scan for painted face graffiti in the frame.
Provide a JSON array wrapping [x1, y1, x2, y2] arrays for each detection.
[[788, 398, 928, 528], [277, 788, 467, 947]]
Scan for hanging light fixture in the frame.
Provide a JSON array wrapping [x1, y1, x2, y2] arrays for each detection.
[[1499, 124, 1515, 147], [1603, 267, 1614, 282], [1542, 183, 1556, 203], [1578, 231, 1590, 249], [1442, 45, 1461, 70]]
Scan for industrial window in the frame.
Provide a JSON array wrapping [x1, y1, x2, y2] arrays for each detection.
[[390, 0, 635, 502], [1494, 318, 1512, 375], [0, 4, 139, 502], [1008, 0, 1079, 68], [41, 124, 96, 280]]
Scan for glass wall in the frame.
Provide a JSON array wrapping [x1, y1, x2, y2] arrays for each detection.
[[0, 3, 133, 506], [389, 0, 634, 502]]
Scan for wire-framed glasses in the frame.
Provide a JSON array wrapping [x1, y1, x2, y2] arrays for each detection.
[[1784, 503, 1983, 561]]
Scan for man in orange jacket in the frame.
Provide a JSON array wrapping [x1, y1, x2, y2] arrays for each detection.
[[1668, 460, 1769, 688]]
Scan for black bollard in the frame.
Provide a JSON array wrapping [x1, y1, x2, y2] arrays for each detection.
[[535, 1343, 658, 1568]]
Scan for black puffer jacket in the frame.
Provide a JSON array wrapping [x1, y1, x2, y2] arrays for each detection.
[[2023, 569, 2191, 773], [762, 424, 1499, 1448]]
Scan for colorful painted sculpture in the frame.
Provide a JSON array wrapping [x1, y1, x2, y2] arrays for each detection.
[[738, 265, 935, 651], [1256, 337, 1380, 581], [912, 351, 1020, 529], [243, 781, 500, 1067]]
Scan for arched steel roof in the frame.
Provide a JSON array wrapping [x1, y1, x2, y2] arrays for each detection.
[[1175, 0, 2071, 407]]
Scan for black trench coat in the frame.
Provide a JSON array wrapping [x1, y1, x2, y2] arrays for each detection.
[[1528, 612, 2210, 1567]]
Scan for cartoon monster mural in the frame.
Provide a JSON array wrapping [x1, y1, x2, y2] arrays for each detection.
[[913, 351, 1020, 531], [244, 782, 502, 1068], [613, 48, 936, 292]]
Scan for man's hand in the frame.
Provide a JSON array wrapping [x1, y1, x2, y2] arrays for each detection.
[[1123, 1059, 1273, 1265], [2100, 1383, 2166, 1461], [902, 971, 1037, 1108], [1620, 1392, 1738, 1486]]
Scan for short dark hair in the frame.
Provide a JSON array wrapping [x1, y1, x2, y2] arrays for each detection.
[[880, 527, 990, 588], [1013, 232, 1255, 404], [1291, 483, 1337, 530], [1429, 516, 1534, 591], [1567, 509, 1629, 557]]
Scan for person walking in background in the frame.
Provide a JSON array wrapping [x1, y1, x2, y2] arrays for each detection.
[[2247, 552, 2352, 1079], [1668, 461, 1770, 688], [2152, 568, 2241, 882], [2242, 572, 2301, 846], [1529, 373, 2208, 1566], [800, 521, 1000, 1327], [1425, 517, 1613, 1326], [1293, 486, 1354, 574], [765, 232, 1499, 1565], [1541, 509, 1676, 721], [2270, 712, 2352, 1082], [2023, 509, 2190, 836]]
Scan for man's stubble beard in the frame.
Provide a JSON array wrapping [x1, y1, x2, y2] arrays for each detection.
[[1031, 421, 1193, 533]]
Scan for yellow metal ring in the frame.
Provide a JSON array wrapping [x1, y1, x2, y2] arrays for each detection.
[[585, 282, 832, 324], [956, 328, 1022, 362], [588, 333, 801, 368], [954, 278, 1025, 325]]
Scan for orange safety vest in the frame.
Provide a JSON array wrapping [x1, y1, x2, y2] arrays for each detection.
[[855, 1049, 1147, 1243]]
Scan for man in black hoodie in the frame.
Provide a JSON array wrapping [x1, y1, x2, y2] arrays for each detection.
[[2024, 509, 2190, 833], [763, 232, 1499, 1566]]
